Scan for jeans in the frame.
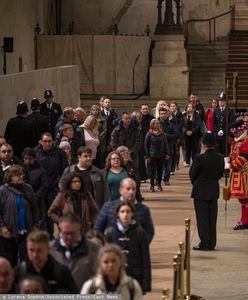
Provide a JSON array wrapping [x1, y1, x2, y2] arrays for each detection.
[[147, 157, 165, 187]]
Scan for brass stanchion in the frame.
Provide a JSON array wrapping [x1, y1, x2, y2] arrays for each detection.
[[178, 242, 185, 300], [185, 218, 191, 300], [185, 218, 204, 300], [172, 255, 179, 300], [162, 288, 170, 300]]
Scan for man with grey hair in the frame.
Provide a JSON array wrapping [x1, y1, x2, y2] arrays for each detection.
[[73, 107, 87, 128], [94, 177, 154, 244]]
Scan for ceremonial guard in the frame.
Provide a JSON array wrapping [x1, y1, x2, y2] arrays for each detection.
[[229, 119, 248, 230]]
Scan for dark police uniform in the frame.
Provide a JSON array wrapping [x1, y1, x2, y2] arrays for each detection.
[[40, 101, 62, 134], [212, 106, 235, 155], [190, 146, 224, 250]]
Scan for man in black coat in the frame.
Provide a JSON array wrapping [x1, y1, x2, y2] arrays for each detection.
[[139, 104, 153, 181], [100, 98, 118, 155], [34, 133, 67, 237], [40, 89, 62, 135], [27, 98, 50, 141], [159, 107, 176, 185], [190, 132, 224, 251], [4, 101, 39, 158], [15, 230, 78, 294]]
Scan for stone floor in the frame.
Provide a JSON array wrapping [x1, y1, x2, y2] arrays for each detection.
[[142, 163, 248, 300]]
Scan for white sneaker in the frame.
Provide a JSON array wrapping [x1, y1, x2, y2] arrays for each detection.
[[183, 162, 190, 167]]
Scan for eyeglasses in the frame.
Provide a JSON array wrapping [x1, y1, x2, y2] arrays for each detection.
[[111, 157, 120, 160]]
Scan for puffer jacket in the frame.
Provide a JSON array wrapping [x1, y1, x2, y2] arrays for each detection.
[[145, 129, 169, 158], [81, 271, 143, 299]]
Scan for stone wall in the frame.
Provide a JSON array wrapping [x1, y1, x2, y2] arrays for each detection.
[[0, 0, 35, 75], [61, 0, 233, 39], [0, 65, 80, 134], [0, 0, 234, 77]]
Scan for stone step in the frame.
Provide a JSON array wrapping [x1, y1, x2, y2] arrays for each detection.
[[80, 95, 190, 112]]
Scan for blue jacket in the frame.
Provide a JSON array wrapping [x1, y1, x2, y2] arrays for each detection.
[[94, 199, 155, 244]]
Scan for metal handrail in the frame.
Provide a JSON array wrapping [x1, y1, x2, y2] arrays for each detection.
[[185, 6, 235, 47]]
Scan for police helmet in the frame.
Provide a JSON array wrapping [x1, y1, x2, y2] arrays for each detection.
[[218, 92, 226, 101], [44, 89, 53, 98]]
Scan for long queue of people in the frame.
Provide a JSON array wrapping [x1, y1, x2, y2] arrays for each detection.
[[0, 88, 239, 297]]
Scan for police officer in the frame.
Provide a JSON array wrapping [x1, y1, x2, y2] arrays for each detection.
[[212, 92, 235, 155], [190, 132, 224, 251], [40, 89, 62, 135], [4, 101, 39, 158]]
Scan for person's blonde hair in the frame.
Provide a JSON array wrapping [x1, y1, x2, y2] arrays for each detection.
[[82, 115, 98, 136], [90, 105, 101, 118], [155, 100, 167, 118], [97, 244, 126, 276]]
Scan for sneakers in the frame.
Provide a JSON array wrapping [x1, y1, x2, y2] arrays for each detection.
[[233, 223, 248, 230], [183, 162, 190, 167], [163, 181, 171, 186], [150, 186, 155, 192]]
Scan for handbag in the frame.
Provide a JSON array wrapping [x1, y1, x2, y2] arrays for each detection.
[[223, 185, 230, 201]]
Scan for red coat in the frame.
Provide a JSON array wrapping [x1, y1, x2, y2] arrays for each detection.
[[229, 137, 248, 199]]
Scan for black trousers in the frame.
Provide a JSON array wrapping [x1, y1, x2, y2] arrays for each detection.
[[184, 136, 200, 164], [147, 157, 164, 187], [0, 234, 27, 266], [194, 199, 218, 250], [216, 138, 230, 156]]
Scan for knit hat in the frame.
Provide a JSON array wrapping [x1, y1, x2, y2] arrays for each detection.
[[59, 141, 71, 149], [202, 132, 216, 147]]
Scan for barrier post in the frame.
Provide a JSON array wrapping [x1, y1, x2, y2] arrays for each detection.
[[172, 255, 179, 300], [185, 218, 191, 300], [178, 242, 185, 300]]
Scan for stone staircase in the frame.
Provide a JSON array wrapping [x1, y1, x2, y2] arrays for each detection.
[[187, 39, 229, 107], [80, 95, 159, 116], [235, 0, 248, 31], [226, 31, 248, 110], [103, 0, 135, 34]]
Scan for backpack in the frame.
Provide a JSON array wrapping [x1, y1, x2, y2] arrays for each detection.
[[88, 277, 135, 300]]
